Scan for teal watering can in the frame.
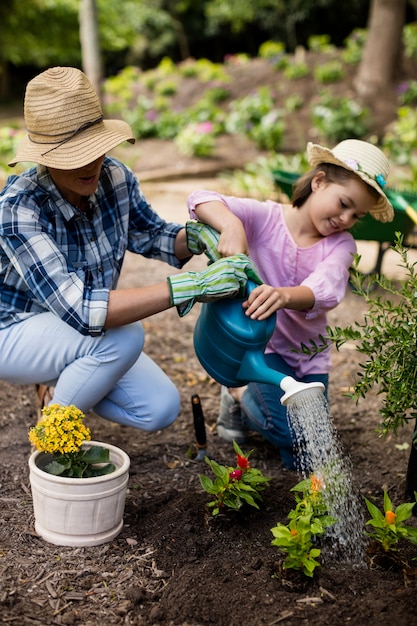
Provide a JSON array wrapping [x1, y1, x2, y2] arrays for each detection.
[[193, 282, 324, 405]]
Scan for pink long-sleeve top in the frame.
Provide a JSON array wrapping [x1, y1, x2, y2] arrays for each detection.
[[188, 190, 357, 377]]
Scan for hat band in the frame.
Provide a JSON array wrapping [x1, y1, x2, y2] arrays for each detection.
[[27, 116, 104, 157], [341, 157, 387, 190]]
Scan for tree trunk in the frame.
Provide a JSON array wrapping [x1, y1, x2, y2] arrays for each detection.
[[79, 0, 103, 102], [354, 0, 406, 100]]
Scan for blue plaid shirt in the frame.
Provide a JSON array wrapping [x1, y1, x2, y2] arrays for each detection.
[[0, 157, 184, 335]]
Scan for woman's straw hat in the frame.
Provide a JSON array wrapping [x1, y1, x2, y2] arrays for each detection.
[[307, 139, 393, 222], [8, 66, 135, 170]]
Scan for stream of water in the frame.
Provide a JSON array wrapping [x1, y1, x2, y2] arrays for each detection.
[[287, 388, 366, 565]]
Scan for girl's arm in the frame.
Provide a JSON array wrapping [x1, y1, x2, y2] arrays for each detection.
[[192, 200, 249, 258]]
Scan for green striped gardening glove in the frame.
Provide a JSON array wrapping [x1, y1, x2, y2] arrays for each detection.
[[167, 254, 263, 317], [186, 221, 221, 263]]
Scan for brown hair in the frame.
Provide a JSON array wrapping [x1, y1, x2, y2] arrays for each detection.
[[292, 163, 379, 208]]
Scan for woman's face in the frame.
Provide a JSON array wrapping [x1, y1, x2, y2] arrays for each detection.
[[48, 155, 105, 207]]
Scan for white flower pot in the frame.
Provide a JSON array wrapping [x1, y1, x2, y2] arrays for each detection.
[[28, 441, 130, 547]]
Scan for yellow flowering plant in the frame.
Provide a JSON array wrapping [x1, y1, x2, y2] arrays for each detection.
[[364, 491, 417, 552], [270, 474, 336, 577], [29, 404, 115, 478]]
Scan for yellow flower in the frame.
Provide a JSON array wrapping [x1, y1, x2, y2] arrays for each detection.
[[310, 474, 324, 495], [28, 404, 91, 454], [385, 510, 396, 525]]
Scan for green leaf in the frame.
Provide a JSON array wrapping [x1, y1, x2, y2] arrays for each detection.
[[44, 459, 71, 476], [199, 474, 214, 492], [81, 446, 111, 464], [84, 463, 116, 477]]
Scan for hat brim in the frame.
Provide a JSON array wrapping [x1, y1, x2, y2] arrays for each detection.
[[8, 119, 135, 170], [307, 143, 394, 223]]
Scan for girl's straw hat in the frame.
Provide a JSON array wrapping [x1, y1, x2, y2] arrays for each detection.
[[307, 139, 393, 222], [8, 66, 135, 170]]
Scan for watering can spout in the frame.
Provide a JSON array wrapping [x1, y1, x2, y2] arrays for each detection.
[[236, 352, 325, 406], [280, 375, 325, 406]]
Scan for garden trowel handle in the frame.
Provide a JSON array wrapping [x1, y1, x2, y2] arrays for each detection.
[[192, 394, 207, 460]]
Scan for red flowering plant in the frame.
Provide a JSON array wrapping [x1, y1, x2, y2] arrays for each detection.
[[199, 441, 271, 516], [365, 491, 417, 553]]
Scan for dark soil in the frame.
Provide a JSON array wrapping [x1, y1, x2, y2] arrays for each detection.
[[1, 54, 417, 626]]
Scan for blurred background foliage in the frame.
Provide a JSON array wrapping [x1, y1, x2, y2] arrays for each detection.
[[0, 0, 376, 98]]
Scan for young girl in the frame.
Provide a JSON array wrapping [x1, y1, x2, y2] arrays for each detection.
[[187, 139, 393, 470]]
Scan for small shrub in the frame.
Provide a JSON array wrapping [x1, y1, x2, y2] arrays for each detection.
[[341, 28, 367, 65], [175, 121, 216, 157], [403, 23, 417, 62], [308, 34, 335, 54], [283, 62, 309, 80], [258, 40, 286, 61], [301, 236, 417, 437], [154, 79, 178, 97], [314, 61, 344, 84], [398, 81, 417, 106], [312, 92, 369, 142], [284, 94, 304, 112]]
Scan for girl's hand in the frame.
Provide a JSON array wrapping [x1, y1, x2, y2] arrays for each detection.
[[242, 284, 287, 320], [217, 225, 248, 258]]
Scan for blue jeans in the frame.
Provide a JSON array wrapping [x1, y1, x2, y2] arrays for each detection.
[[0, 313, 180, 431], [240, 353, 328, 469]]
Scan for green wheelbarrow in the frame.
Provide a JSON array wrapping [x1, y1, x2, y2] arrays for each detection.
[[272, 169, 417, 274]]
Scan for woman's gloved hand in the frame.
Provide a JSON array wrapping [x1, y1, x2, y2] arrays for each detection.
[[167, 254, 262, 317], [185, 221, 221, 263]]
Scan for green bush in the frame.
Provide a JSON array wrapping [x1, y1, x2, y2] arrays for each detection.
[[314, 61, 344, 84], [312, 92, 369, 142], [341, 28, 367, 65], [258, 40, 286, 60], [308, 34, 335, 54], [283, 62, 309, 80]]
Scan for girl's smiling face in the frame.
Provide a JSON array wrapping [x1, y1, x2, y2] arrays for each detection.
[[308, 171, 376, 237], [48, 155, 105, 208]]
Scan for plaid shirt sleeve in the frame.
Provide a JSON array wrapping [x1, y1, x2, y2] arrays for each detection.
[[0, 159, 184, 336]]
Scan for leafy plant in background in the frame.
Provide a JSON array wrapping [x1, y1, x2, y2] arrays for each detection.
[[341, 28, 367, 65], [175, 121, 217, 157], [225, 86, 275, 134], [382, 106, 417, 190], [403, 22, 417, 62], [365, 491, 417, 552], [221, 152, 309, 200], [249, 110, 285, 151], [225, 86, 285, 150], [397, 80, 417, 107], [284, 94, 304, 112], [271, 474, 336, 578], [178, 58, 230, 84], [312, 91, 369, 142], [314, 61, 344, 85], [283, 61, 309, 80], [0, 127, 25, 162], [258, 40, 287, 68], [199, 441, 271, 516], [300, 236, 417, 438], [307, 34, 335, 54]]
